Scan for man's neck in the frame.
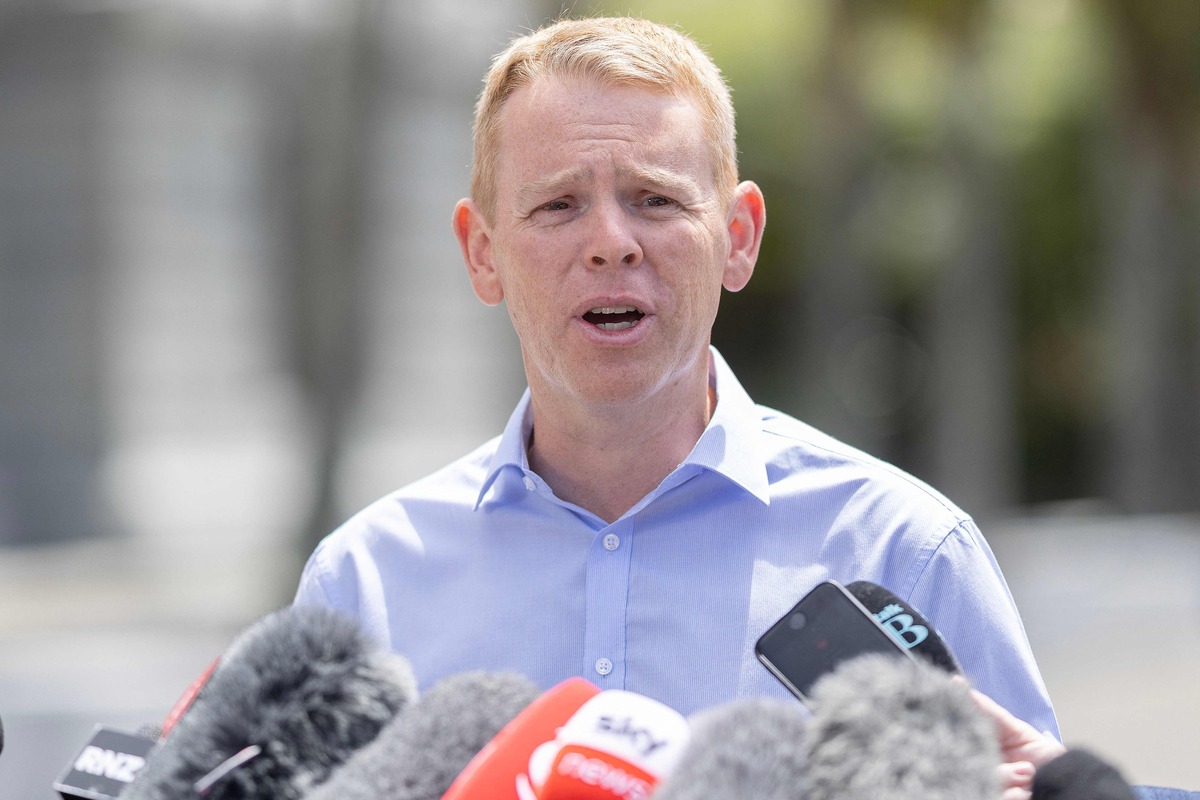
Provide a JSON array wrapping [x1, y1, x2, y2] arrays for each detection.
[[526, 375, 716, 525]]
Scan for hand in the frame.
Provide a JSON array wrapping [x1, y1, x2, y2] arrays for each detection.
[[958, 680, 1067, 800]]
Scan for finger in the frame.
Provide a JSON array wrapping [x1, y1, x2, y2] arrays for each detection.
[[997, 760, 1036, 790]]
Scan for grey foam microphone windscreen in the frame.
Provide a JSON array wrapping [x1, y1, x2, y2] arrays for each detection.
[[302, 671, 543, 800], [651, 698, 810, 800], [805, 653, 999, 800], [123, 605, 417, 800]]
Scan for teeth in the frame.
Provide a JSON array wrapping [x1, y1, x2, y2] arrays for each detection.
[[596, 320, 637, 331], [589, 305, 638, 315]]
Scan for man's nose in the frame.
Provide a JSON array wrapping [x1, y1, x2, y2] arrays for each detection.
[[585, 202, 642, 268]]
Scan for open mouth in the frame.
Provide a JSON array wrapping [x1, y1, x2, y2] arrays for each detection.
[[582, 305, 645, 331]]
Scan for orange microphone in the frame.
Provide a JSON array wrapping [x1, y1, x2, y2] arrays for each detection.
[[531, 690, 690, 800]]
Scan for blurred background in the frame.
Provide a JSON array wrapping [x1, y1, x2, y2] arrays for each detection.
[[1, 0, 1197, 795]]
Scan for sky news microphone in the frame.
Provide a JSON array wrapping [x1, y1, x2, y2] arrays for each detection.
[[845, 580, 962, 674], [301, 671, 544, 800], [532, 689, 690, 800], [440, 677, 602, 800], [805, 653, 999, 800], [650, 698, 810, 800], [121, 605, 417, 800]]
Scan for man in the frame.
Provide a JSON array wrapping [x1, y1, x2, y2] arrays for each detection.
[[295, 16, 1058, 735]]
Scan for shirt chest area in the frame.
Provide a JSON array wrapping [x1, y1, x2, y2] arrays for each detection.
[[380, 511, 825, 714]]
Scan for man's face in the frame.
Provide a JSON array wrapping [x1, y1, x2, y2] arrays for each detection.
[[458, 76, 758, 412]]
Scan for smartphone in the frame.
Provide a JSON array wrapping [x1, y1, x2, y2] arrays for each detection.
[[755, 579, 914, 705]]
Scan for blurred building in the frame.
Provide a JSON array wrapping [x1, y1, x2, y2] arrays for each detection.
[[0, 1, 525, 796]]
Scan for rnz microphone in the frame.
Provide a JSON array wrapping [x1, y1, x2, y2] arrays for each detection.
[[55, 726, 160, 800], [845, 581, 961, 674], [440, 677, 601, 800], [530, 690, 690, 800]]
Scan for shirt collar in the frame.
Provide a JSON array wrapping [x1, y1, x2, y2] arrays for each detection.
[[685, 347, 771, 504], [473, 389, 535, 509], [474, 346, 770, 509]]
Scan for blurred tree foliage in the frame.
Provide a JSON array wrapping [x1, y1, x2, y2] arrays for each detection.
[[554, 0, 1199, 514]]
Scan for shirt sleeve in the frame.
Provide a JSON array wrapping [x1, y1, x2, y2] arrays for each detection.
[[908, 518, 1061, 739], [293, 538, 346, 612]]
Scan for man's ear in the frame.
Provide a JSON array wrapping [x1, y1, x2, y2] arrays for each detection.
[[722, 181, 766, 293], [453, 198, 504, 306]]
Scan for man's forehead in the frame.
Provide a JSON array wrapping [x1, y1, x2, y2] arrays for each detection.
[[496, 77, 709, 167], [517, 71, 684, 106], [498, 74, 700, 136]]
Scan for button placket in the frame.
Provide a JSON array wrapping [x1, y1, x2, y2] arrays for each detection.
[[583, 519, 633, 687]]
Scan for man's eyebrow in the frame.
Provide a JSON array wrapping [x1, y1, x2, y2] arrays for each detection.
[[514, 164, 706, 208], [515, 166, 594, 207], [623, 165, 703, 197]]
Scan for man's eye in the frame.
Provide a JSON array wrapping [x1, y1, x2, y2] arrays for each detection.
[[644, 196, 673, 207], [539, 200, 571, 212]]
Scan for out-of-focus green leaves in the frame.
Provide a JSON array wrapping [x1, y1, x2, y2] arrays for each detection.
[[978, 0, 1111, 154], [853, 14, 954, 142]]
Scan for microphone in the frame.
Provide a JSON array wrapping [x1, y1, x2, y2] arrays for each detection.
[[440, 677, 602, 800], [532, 690, 690, 800], [121, 605, 417, 800], [805, 653, 999, 800], [301, 671, 544, 800], [650, 698, 809, 800], [1031, 749, 1136, 800], [54, 726, 160, 800], [845, 581, 962, 673], [160, 658, 220, 739]]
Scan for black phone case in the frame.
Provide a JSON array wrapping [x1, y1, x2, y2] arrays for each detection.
[[755, 579, 913, 704]]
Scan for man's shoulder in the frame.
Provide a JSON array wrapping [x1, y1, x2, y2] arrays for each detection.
[[325, 436, 502, 545], [754, 405, 970, 528], [391, 435, 503, 503]]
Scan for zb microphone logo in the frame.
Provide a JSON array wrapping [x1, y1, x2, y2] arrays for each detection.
[[874, 604, 928, 649]]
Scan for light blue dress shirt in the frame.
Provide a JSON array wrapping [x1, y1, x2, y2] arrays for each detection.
[[295, 348, 1058, 736]]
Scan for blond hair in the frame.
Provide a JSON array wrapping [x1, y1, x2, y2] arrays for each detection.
[[471, 17, 738, 221]]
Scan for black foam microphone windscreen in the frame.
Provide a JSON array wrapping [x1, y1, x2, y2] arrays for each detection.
[[845, 581, 962, 674], [1032, 750, 1137, 800], [650, 698, 810, 800], [805, 653, 999, 800], [122, 605, 417, 800], [302, 671, 543, 800]]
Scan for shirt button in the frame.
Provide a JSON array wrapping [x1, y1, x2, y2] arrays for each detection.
[[594, 658, 613, 676], [522, 475, 536, 491], [603, 533, 620, 551]]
